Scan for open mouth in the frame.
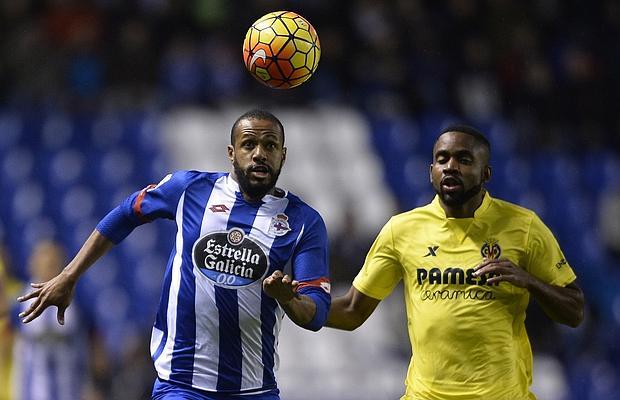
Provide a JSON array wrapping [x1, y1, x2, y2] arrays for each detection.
[[249, 165, 271, 178], [441, 176, 463, 192]]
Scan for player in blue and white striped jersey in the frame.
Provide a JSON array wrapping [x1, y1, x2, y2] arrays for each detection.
[[18, 110, 331, 400], [10, 241, 94, 400]]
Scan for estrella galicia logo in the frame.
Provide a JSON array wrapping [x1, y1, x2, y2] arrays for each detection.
[[192, 228, 269, 288], [481, 238, 501, 260]]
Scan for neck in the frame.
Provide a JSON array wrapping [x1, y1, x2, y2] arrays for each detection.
[[230, 170, 274, 203], [440, 190, 486, 218]]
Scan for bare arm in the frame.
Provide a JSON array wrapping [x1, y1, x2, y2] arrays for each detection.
[[475, 259, 585, 327], [326, 286, 381, 331], [263, 270, 317, 327], [526, 280, 584, 327], [18, 230, 114, 324]]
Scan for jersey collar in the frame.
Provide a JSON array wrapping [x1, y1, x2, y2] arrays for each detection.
[[224, 173, 288, 204], [431, 191, 493, 219]]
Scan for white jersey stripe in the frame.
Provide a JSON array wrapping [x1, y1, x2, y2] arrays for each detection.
[[154, 192, 186, 380], [192, 175, 233, 389], [240, 198, 289, 390], [272, 306, 284, 373], [238, 284, 264, 390]]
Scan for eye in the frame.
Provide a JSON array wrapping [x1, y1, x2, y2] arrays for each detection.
[[241, 140, 255, 149], [459, 157, 473, 165]]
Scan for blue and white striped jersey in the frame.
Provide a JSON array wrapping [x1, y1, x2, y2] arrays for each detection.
[[97, 171, 331, 395], [12, 292, 90, 400]]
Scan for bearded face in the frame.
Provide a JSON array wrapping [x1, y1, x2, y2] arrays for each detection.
[[233, 157, 282, 200], [228, 118, 286, 201], [430, 131, 490, 211]]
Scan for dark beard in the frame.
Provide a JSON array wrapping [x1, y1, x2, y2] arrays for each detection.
[[233, 160, 281, 200], [435, 182, 483, 207]]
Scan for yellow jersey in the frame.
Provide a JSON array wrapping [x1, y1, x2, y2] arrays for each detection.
[[353, 192, 577, 400]]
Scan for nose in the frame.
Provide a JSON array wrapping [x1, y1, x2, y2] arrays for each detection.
[[252, 145, 267, 162], [444, 157, 459, 173]]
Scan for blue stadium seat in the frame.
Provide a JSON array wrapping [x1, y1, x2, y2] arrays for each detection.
[[0, 112, 23, 154]]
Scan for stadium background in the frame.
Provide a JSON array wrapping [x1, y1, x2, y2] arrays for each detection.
[[0, 0, 619, 399]]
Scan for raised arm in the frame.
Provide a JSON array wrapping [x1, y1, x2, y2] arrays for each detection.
[[18, 230, 114, 324], [326, 286, 381, 331]]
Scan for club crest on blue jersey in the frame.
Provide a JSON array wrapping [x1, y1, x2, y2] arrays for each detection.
[[481, 238, 501, 260], [268, 213, 291, 237], [192, 228, 269, 288]]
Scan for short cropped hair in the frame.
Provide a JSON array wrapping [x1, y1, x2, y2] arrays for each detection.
[[230, 109, 285, 145], [439, 124, 491, 154]]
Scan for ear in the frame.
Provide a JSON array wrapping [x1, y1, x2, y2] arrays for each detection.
[[227, 145, 234, 163], [483, 165, 491, 183], [429, 163, 433, 183], [281, 146, 287, 166]]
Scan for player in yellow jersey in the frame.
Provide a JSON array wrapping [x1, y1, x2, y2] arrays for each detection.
[[326, 125, 585, 400]]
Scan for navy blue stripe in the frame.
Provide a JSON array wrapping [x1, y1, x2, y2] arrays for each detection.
[[214, 286, 241, 391], [152, 250, 175, 362], [262, 199, 301, 387], [260, 290, 278, 387], [215, 197, 261, 391], [170, 180, 216, 384], [48, 349, 58, 400]]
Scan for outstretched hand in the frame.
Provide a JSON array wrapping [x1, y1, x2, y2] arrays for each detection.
[[263, 270, 299, 305], [17, 271, 76, 325], [474, 258, 533, 288]]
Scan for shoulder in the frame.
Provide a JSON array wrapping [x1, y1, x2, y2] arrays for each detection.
[[284, 191, 325, 227], [488, 196, 537, 223], [164, 170, 227, 189], [390, 202, 437, 227]]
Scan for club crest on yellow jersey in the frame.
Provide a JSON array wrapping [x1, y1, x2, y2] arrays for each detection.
[[481, 238, 501, 259]]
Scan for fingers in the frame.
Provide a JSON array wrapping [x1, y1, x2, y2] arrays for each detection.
[[17, 289, 42, 303], [20, 297, 45, 323], [30, 282, 45, 288], [486, 276, 504, 284], [474, 259, 513, 277], [57, 306, 66, 325], [264, 271, 294, 287]]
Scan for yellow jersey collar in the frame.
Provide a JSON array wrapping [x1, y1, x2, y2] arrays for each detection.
[[431, 191, 493, 219]]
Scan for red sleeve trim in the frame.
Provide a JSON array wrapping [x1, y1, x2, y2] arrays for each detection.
[[296, 277, 331, 294], [132, 184, 157, 220]]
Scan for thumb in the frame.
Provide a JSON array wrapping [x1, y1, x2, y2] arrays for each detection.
[[57, 306, 66, 325]]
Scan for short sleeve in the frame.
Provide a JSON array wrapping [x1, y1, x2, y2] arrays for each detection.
[[524, 213, 577, 287], [129, 171, 196, 221], [291, 210, 330, 293], [290, 209, 330, 331], [96, 170, 197, 243], [353, 218, 402, 300]]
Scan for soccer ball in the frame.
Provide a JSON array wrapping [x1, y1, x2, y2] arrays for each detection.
[[243, 11, 320, 89]]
